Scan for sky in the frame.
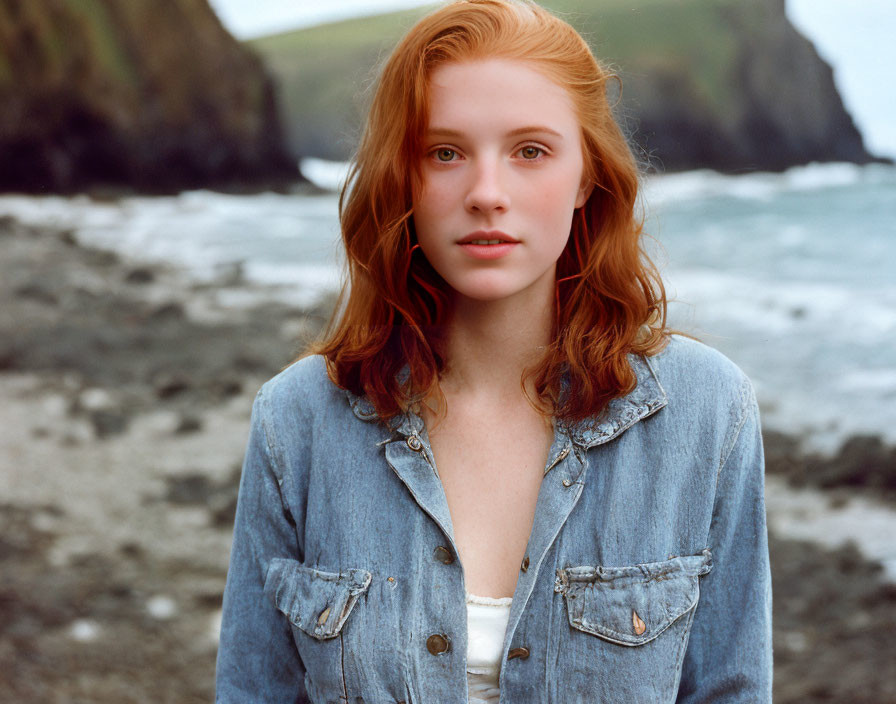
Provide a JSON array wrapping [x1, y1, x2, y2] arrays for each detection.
[[207, 0, 896, 159]]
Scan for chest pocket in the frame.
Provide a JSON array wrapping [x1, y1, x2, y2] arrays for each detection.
[[264, 558, 371, 701], [265, 558, 371, 639], [551, 549, 712, 702], [556, 548, 712, 646]]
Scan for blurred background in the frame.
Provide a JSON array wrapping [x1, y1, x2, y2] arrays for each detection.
[[1, 0, 894, 701]]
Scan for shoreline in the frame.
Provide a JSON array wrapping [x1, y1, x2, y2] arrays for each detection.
[[2, 216, 894, 701]]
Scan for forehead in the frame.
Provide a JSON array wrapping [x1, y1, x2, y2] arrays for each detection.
[[424, 58, 579, 135]]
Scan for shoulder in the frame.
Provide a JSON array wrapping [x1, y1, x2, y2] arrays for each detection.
[[649, 334, 751, 398], [646, 334, 755, 428], [254, 354, 346, 421]]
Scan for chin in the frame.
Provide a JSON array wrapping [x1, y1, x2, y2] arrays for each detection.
[[452, 284, 539, 305]]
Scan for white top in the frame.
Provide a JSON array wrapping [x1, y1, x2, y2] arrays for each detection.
[[465, 592, 513, 704]]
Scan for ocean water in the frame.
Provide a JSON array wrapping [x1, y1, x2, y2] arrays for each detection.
[[2, 161, 894, 448]]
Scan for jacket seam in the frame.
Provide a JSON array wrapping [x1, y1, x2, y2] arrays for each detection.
[[255, 387, 302, 554], [715, 375, 753, 484]]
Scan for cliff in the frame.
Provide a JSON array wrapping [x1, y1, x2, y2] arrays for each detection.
[[606, 0, 875, 171], [0, 0, 300, 193], [250, 0, 876, 173]]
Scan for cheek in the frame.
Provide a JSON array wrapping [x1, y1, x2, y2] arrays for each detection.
[[413, 185, 459, 251], [413, 180, 448, 221], [526, 177, 581, 227]]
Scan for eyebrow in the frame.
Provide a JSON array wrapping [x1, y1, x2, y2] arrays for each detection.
[[426, 125, 564, 139]]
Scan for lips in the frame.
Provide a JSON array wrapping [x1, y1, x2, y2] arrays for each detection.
[[457, 230, 520, 245], [457, 230, 520, 260]]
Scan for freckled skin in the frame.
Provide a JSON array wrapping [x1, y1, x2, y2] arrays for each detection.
[[412, 58, 591, 308]]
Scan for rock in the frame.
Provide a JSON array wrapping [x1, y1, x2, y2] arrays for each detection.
[[210, 376, 243, 399], [125, 267, 156, 284], [175, 413, 203, 434], [57, 230, 78, 246], [14, 282, 59, 305], [147, 302, 186, 323], [154, 372, 191, 399], [0, 0, 299, 193], [211, 495, 238, 528], [165, 474, 213, 505], [765, 429, 896, 500], [89, 408, 129, 438], [0, 346, 17, 371], [810, 435, 896, 491]]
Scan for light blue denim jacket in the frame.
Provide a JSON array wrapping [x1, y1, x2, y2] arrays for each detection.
[[215, 335, 772, 703]]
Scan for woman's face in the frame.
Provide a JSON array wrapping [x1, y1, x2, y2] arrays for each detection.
[[412, 57, 591, 306]]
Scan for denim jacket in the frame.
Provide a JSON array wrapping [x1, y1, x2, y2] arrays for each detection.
[[215, 335, 772, 703]]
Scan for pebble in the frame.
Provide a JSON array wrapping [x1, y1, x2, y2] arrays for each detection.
[[79, 387, 114, 411], [147, 595, 177, 620], [69, 619, 101, 642]]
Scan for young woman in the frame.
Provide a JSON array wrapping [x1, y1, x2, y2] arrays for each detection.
[[215, 1, 772, 702]]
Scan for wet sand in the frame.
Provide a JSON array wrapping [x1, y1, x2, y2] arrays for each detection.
[[1, 216, 894, 702]]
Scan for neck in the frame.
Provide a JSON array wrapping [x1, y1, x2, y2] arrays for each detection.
[[437, 285, 554, 400]]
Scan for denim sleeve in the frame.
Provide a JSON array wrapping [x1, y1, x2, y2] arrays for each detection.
[[215, 390, 310, 703], [677, 378, 773, 702]]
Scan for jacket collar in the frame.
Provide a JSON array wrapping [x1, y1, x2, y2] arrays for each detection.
[[557, 354, 667, 449], [345, 354, 667, 448]]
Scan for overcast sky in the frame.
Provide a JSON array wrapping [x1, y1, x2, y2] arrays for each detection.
[[207, 0, 896, 158]]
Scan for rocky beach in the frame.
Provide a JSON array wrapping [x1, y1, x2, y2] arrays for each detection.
[[1, 215, 894, 702]]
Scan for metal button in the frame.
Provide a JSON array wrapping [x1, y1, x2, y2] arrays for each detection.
[[406, 435, 423, 451], [317, 607, 330, 626], [508, 646, 530, 660], [562, 478, 572, 487], [426, 633, 450, 655], [433, 546, 455, 564], [520, 555, 530, 572]]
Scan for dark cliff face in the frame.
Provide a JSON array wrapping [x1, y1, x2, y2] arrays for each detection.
[[0, 0, 300, 194], [623, 0, 873, 172]]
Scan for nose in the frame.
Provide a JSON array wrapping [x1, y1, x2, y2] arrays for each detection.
[[463, 157, 510, 214]]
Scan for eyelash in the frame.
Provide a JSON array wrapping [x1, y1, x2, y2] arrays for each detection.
[[428, 143, 548, 163]]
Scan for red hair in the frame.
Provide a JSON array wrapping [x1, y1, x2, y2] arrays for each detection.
[[311, 0, 668, 422]]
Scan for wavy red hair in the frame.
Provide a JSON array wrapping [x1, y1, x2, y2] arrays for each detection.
[[311, 0, 668, 422]]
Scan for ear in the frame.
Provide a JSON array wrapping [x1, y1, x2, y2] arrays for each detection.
[[575, 179, 594, 209]]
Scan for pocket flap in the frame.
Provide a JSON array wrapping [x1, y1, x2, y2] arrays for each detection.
[[556, 548, 712, 646], [264, 558, 372, 640]]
